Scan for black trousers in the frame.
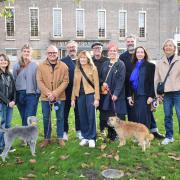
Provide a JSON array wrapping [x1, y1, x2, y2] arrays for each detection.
[[64, 98, 80, 133]]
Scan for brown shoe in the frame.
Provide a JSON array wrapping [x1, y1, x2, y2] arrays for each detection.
[[40, 139, 50, 148], [59, 139, 65, 147]]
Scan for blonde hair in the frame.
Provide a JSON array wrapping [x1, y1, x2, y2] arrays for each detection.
[[77, 50, 95, 69]]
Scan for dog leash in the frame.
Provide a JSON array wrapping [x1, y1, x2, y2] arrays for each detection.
[[104, 86, 118, 117]]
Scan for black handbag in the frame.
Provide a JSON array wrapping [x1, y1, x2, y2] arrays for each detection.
[[157, 62, 175, 95]]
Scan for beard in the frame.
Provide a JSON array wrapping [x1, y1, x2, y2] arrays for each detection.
[[127, 45, 135, 54]]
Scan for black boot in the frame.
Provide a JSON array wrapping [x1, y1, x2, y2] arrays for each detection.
[[152, 132, 165, 139]]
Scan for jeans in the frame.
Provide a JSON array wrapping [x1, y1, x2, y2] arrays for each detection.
[[0, 103, 13, 149], [77, 93, 96, 140], [16, 90, 39, 126], [41, 101, 65, 140], [163, 91, 180, 138]]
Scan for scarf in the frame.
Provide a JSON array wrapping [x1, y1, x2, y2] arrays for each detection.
[[129, 59, 144, 92]]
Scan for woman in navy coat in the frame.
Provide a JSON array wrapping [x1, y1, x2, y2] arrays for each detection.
[[100, 42, 127, 141], [128, 46, 155, 128]]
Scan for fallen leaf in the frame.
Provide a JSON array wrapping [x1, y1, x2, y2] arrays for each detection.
[[59, 155, 69, 160], [107, 154, 113, 158], [49, 165, 56, 170], [160, 176, 166, 180], [168, 156, 180, 161], [55, 171, 59, 175], [168, 152, 176, 156], [16, 157, 24, 165], [114, 154, 120, 161], [84, 152, 90, 155], [26, 173, 36, 178], [81, 163, 89, 168], [29, 159, 36, 164], [100, 144, 107, 151], [79, 174, 85, 178], [101, 153, 107, 158]]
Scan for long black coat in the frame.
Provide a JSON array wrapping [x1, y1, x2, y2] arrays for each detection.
[[127, 60, 155, 98], [100, 60, 127, 115]]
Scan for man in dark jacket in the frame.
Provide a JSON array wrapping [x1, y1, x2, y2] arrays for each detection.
[[61, 40, 82, 141], [119, 35, 164, 139], [91, 42, 108, 136]]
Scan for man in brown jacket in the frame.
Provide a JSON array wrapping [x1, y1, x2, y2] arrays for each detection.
[[37, 45, 69, 148]]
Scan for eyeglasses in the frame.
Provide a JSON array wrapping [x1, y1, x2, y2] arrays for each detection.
[[48, 52, 58, 55]]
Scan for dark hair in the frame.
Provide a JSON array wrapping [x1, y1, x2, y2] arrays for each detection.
[[132, 46, 148, 64], [0, 53, 10, 72]]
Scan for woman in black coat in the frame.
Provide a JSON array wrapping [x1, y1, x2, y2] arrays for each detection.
[[100, 42, 127, 141], [128, 46, 155, 128]]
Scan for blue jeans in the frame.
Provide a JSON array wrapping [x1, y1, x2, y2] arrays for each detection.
[[16, 90, 39, 126], [0, 103, 13, 149], [77, 93, 96, 140], [41, 101, 65, 140], [163, 91, 180, 138]]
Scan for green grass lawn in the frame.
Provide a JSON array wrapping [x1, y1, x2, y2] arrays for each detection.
[[0, 104, 180, 180]]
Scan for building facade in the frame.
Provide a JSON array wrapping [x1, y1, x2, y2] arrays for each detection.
[[0, 0, 179, 63]]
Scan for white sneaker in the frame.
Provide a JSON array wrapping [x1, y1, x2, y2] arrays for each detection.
[[9, 147, 16, 153], [63, 132, 68, 141], [161, 138, 174, 145], [89, 139, 95, 148], [76, 131, 83, 140], [79, 139, 88, 146]]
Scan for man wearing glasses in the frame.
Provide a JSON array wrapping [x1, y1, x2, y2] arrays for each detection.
[[37, 45, 69, 148]]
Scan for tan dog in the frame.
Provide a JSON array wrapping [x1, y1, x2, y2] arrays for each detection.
[[108, 116, 154, 151]]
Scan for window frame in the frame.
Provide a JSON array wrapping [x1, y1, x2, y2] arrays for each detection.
[[119, 10, 127, 38], [29, 7, 40, 40], [76, 8, 85, 38], [53, 8, 63, 38], [5, 6, 15, 40], [97, 9, 106, 38], [138, 10, 146, 38]]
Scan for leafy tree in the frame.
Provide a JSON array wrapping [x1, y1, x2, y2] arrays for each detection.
[[0, 0, 14, 17]]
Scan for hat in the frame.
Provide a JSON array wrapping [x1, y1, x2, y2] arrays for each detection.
[[91, 42, 103, 49]]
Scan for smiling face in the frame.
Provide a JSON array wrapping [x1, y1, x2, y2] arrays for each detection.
[[66, 42, 78, 58], [126, 37, 135, 53], [22, 47, 31, 62], [108, 46, 118, 61], [0, 55, 9, 71], [135, 47, 145, 61], [92, 45, 103, 58], [79, 54, 88, 65], [163, 40, 176, 57], [47, 46, 58, 64]]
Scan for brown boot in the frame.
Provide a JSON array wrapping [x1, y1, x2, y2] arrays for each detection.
[[59, 139, 65, 147], [40, 139, 50, 148]]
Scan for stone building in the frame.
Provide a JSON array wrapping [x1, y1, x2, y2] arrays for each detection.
[[0, 0, 179, 63]]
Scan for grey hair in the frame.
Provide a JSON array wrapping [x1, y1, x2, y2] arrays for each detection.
[[66, 40, 78, 48], [162, 39, 176, 51]]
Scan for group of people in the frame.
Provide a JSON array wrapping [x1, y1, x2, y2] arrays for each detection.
[[0, 36, 180, 153]]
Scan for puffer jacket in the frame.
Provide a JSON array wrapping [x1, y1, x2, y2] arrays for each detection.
[[0, 70, 16, 105]]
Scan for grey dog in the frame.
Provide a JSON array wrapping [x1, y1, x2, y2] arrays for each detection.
[[0, 116, 38, 162]]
